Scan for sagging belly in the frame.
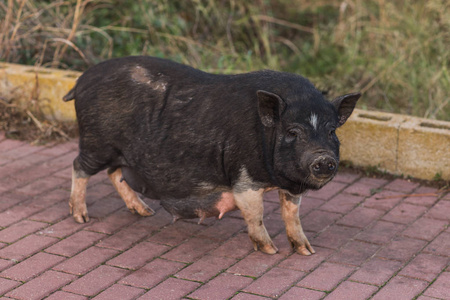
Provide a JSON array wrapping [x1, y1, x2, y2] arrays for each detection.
[[161, 192, 237, 224], [121, 166, 237, 223]]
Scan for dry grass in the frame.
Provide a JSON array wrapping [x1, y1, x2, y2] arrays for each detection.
[[0, 0, 449, 120], [0, 96, 76, 144]]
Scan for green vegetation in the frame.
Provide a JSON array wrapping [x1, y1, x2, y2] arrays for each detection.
[[1, 0, 449, 120]]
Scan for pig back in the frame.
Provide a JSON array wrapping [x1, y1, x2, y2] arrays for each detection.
[[73, 56, 271, 199]]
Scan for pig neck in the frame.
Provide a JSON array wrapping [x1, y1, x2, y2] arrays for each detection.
[[259, 125, 281, 188], [260, 126, 311, 196]]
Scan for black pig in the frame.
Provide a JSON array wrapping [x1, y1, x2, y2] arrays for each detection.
[[64, 56, 360, 255]]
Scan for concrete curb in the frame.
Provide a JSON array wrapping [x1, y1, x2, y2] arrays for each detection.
[[0, 62, 78, 121], [1, 62, 449, 180], [339, 110, 450, 180]]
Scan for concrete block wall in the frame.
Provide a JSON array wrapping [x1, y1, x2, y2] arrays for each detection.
[[1, 62, 449, 180], [338, 110, 450, 180], [397, 117, 450, 180], [0, 62, 78, 121]]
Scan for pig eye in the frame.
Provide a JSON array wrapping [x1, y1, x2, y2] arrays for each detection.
[[288, 130, 298, 137], [329, 129, 337, 139], [286, 128, 304, 141]]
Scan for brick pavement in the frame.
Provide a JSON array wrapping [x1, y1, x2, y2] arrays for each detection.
[[0, 133, 449, 299]]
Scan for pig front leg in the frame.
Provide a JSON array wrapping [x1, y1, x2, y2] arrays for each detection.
[[279, 190, 315, 255], [69, 161, 90, 223], [108, 168, 154, 216], [234, 189, 278, 254]]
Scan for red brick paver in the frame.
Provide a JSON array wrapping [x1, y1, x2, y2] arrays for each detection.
[[402, 216, 448, 241], [45, 230, 107, 257], [423, 271, 450, 299], [423, 231, 450, 256], [243, 267, 306, 298], [297, 262, 355, 292], [279, 287, 326, 300], [63, 265, 129, 297], [0, 220, 48, 243], [106, 241, 170, 270], [188, 273, 253, 300], [328, 240, 380, 266], [313, 225, 360, 249], [377, 236, 428, 262], [46, 291, 89, 300], [0, 278, 20, 296], [0, 136, 448, 299], [53, 246, 119, 275], [371, 276, 429, 300], [325, 281, 378, 300], [0, 252, 65, 281], [92, 284, 145, 300], [233, 293, 273, 300], [119, 258, 185, 289], [6, 270, 77, 300], [175, 254, 236, 282], [278, 247, 335, 272], [350, 257, 404, 286], [0, 234, 58, 261], [399, 253, 448, 282], [138, 278, 200, 300], [227, 251, 287, 277]]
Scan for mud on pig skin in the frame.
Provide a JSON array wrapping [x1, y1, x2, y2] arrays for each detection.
[[64, 56, 360, 255]]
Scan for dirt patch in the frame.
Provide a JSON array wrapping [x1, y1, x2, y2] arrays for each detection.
[[0, 98, 78, 145]]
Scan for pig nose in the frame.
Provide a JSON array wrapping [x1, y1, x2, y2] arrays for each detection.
[[310, 156, 337, 178]]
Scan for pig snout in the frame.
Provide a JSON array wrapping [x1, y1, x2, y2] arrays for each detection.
[[310, 155, 337, 179]]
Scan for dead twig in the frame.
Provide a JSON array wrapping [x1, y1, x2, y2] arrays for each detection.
[[50, 37, 89, 64], [48, 124, 70, 140], [25, 109, 44, 132], [0, 97, 19, 108], [252, 15, 314, 33], [375, 188, 449, 200]]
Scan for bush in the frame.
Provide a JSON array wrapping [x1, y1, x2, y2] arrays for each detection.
[[1, 0, 448, 120]]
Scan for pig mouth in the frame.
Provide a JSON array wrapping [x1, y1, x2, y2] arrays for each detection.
[[298, 168, 338, 190], [280, 171, 335, 193], [306, 173, 336, 190]]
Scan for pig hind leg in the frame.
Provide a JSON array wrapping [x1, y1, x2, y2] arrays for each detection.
[[107, 167, 154, 216], [70, 149, 118, 223], [69, 156, 91, 223]]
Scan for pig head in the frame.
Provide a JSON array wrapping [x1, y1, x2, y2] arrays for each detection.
[[64, 56, 360, 255]]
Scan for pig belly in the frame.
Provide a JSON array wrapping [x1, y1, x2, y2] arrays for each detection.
[[121, 166, 237, 223], [161, 192, 237, 223], [121, 166, 159, 199]]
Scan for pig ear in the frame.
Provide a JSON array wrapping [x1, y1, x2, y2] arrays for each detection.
[[257, 90, 286, 127], [331, 92, 361, 127]]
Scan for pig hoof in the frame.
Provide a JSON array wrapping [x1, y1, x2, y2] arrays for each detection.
[[292, 241, 315, 256], [262, 244, 279, 255], [296, 246, 313, 256], [253, 241, 279, 255], [73, 214, 90, 223], [136, 205, 155, 217], [71, 209, 89, 223], [140, 206, 155, 216], [69, 203, 90, 223], [131, 204, 155, 217]]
